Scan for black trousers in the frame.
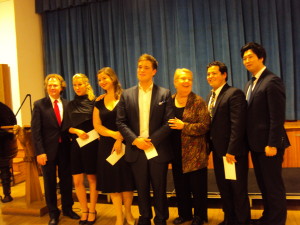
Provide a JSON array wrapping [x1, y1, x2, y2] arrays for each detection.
[[130, 153, 169, 225], [172, 164, 208, 221], [41, 144, 74, 218], [251, 150, 286, 225], [0, 166, 12, 196], [213, 154, 250, 224]]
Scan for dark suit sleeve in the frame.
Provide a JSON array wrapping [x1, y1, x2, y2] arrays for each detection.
[[31, 101, 45, 156], [227, 90, 247, 155], [148, 90, 174, 148], [266, 77, 286, 147], [116, 93, 138, 145]]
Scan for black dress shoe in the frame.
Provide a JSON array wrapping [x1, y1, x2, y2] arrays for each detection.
[[173, 217, 193, 224], [63, 210, 80, 219], [191, 216, 205, 225], [218, 220, 236, 225], [250, 218, 265, 225], [1, 195, 13, 203], [48, 217, 59, 225]]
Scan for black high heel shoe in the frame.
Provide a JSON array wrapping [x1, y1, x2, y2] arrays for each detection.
[[86, 211, 97, 225], [79, 210, 89, 225]]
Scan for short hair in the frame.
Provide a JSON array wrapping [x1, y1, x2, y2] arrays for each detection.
[[240, 42, 266, 64], [97, 67, 122, 100], [138, 54, 158, 70], [207, 61, 228, 81], [72, 73, 95, 101], [44, 74, 66, 92], [174, 68, 193, 81]]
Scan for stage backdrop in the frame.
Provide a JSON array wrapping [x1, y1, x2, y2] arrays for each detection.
[[36, 0, 300, 120]]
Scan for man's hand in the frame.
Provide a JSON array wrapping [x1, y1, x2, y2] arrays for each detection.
[[225, 153, 237, 164], [132, 137, 152, 150], [37, 154, 47, 165], [265, 146, 277, 157]]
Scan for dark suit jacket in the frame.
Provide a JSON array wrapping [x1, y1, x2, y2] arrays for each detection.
[[31, 96, 70, 161], [244, 69, 290, 152], [208, 84, 247, 158], [116, 84, 174, 163]]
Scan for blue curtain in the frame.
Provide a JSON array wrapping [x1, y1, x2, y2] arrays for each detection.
[[39, 0, 300, 120]]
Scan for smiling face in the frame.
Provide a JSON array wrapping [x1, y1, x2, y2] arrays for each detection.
[[137, 60, 156, 84], [174, 70, 193, 95], [72, 78, 87, 96], [207, 65, 227, 91], [98, 73, 114, 92], [47, 78, 62, 99], [243, 49, 264, 75]]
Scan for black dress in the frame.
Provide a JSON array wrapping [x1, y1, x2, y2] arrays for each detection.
[[94, 98, 135, 193], [64, 95, 98, 175]]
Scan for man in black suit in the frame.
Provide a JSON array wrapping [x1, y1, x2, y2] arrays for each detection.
[[116, 54, 173, 225], [241, 42, 290, 225], [206, 61, 250, 225], [31, 74, 80, 225]]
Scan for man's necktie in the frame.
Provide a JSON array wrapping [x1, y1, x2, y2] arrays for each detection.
[[53, 100, 62, 126], [209, 91, 216, 118], [246, 77, 257, 102]]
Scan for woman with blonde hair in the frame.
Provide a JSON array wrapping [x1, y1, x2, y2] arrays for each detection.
[[93, 67, 135, 225], [64, 73, 98, 225]]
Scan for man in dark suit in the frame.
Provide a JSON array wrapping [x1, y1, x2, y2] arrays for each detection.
[[241, 42, 290, 225], [206, 61, 250, 225], [116, 54, 173, 225], [31, 74, 80, 225]]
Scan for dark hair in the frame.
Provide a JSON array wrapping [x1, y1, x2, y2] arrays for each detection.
[[138, 54, 158, 70], [206, 61, 228, 81], [240, 42, 266, 64], [97, 67, 122, 100], [44, 74, 66, 92]]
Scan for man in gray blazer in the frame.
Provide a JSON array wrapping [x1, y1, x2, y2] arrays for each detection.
[[241, 42, 290, 225], [116, 54, 173, 225]]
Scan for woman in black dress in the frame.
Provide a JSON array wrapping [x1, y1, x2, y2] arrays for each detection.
[[65, 74, 98, 225], [93, 67, 135, 225]]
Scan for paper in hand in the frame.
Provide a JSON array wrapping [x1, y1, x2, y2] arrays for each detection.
[[223, 156, 237, 180], [144, 145, 158, 160], [106, 144, 126, 165], [76, 129, 99, 148]]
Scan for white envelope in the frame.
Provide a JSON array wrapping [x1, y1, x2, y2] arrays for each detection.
[[106, 144, 126, 165], [223, 156, 237, 180], [144, 145, 158, 160], [76, 129, 99, 148]]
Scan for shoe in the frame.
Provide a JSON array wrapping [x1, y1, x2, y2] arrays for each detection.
[[79, 210, 89, 224], [1, 195, 13, 203], [86, 211, 97, 225], [218, 220, 236, 225], [48, 217, 59, 225], [63, 209, 80, 220], [250, 218, 264, 225], [173, 217, 193, 224], [191, 216, 205, 225]]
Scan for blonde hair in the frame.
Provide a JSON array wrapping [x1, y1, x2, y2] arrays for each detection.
[[72, 73, 95, 101], [97, 67, 122, 100], [44, 74, 66, 92], [174, 68, 193, 81]]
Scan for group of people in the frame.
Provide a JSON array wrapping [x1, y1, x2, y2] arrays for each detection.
[[30, 42, 289, 225]]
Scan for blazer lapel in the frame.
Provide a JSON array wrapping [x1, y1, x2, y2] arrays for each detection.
[[46, 97, 59, 127], [248, 70, 268, 106], [132, 86, 140, 121], [212, 84, 229, 120], [149, 84, 158, 120]]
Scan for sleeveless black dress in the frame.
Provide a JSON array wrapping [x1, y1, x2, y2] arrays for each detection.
[[94, 98, 135, 193]]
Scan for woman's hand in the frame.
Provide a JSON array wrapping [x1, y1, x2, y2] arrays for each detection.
[[112, 139, 123, 155], [168, 117, 184, 130], [77, 129, 89, 140]]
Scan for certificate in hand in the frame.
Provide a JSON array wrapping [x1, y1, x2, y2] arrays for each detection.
[[106, 144, 126, 166], [76, 129, 100, 148], [223, 156, 237, 180], [144, 145, 158, 160]]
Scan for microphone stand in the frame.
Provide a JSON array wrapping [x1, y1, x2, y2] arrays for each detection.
[[15, 94, 32, 117]]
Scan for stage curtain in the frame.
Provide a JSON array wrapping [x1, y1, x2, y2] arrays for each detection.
[[38, 0, 300, 120]]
